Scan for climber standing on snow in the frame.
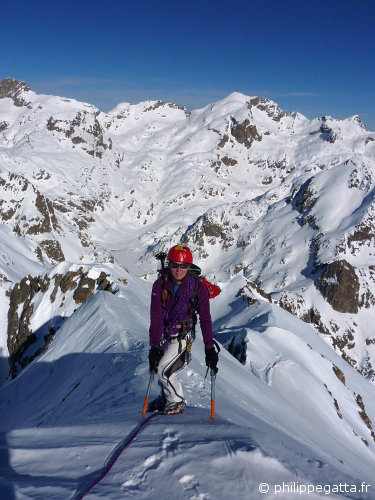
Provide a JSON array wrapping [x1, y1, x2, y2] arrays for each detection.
[[148, 244, 218, 415]]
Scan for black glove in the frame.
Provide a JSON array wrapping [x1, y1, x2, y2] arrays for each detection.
[[205, 347, 218, 374], [149, 346, 164, 372]]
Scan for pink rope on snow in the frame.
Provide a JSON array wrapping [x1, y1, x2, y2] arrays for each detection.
[[75, 412, 158, 499]]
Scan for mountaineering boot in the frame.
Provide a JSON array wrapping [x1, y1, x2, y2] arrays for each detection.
[[159, 400, 185, 415], [147, 394, 166, 412]]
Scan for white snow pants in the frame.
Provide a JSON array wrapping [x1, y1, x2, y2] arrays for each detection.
[[157, 336, 187, 403]]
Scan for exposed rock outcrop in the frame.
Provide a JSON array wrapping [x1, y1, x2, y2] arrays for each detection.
[[248, 97, 288, 122], [320, 122, 338, 143], [47, 110, 112, 158], [8, 275, 50, 378], [7, 268, 116, 378], [231, 117, 262, 148], [0, 78, 31, 107], [316, 260, 360, 314]]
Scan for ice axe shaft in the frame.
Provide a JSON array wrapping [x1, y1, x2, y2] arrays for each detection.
[[142, 372, 154, 417], [210, 369, 216, 420]]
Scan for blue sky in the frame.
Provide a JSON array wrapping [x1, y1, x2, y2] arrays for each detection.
[[1, 0, 374, 129]]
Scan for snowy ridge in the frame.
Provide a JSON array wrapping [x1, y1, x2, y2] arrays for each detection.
[[1, 279, 375, 498], [3, 260, 129, 380]]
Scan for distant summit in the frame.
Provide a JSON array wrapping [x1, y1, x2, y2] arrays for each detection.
[[0, 77, 31, 107], [0, 77, 31, 95]]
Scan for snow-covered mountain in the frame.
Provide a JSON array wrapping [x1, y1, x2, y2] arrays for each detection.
[[1, 77, 375, 498], [1, 77, 374, 379]]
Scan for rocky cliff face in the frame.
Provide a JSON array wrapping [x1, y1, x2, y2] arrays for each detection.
[[0, 79, 374, 381], [6, 263, 125, 377], [316, 260, 360, 314], [0, 77, 31, 107]]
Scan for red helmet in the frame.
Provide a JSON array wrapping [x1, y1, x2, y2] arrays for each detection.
[[168, 245, 193, 264]]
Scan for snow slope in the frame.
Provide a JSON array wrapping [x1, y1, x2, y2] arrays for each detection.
[[1, 275, 375, 499]]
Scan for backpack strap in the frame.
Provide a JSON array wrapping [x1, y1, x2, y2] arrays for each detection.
[[155, 252, 169, 308], [160, 269, 169, 308], [189, 273, 200, 340]]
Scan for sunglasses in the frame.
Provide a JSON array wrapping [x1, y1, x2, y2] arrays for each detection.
[[170, 262, 190, 269]]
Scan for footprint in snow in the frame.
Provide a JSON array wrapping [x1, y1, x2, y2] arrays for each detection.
[[161, 430, 179, 455], [123, 430, 181, 490], [179, 474, 199, 491]]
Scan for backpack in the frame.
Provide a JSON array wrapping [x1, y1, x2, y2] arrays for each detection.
[[188, 263, 221, 300]]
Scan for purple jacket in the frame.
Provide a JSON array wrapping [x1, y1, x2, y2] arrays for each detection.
[[149, 272, 214, 350]]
